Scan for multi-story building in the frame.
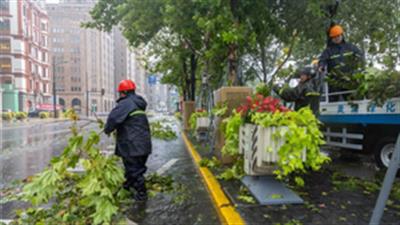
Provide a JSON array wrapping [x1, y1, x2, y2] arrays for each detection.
[[113, 27, 127, 99], [127, 48, 148, 100], [46, 0, 115, 115], [114, 27, 149, 101], [1, 0, 51, 112]]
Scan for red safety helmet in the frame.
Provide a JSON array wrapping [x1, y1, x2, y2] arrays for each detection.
[[118, 79, 136, 92]]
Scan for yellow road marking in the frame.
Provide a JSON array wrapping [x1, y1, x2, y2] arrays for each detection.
[[182, 132, 246, 225]]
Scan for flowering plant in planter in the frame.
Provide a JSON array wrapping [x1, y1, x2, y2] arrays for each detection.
[[236, 94, 290, 122], [222, 93, 329, 186], [251, 108, 330, 185], [223, 94, 288, 156]]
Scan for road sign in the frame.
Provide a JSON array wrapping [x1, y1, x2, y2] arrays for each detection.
[[148, 75, 157, 86]]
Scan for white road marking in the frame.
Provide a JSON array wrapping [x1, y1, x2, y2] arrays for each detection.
[[156, 158, 179, 175], [0, 219, 13, 224]]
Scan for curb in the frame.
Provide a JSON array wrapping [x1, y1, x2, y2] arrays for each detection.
[[182, 132, 245, 225]]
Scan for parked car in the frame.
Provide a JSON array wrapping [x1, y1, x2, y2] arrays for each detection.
[[28, 109, 51, 118]]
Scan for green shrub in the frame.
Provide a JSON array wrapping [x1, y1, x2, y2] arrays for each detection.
[[1, 112, 14, 121], [39, 112, 50, 119], [174, 112, 182, 121], [150, 121, 177, 141], [189, 110, 208, 131], [15, 112, 28, 120]]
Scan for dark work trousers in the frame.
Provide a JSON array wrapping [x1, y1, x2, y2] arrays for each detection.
[[122, 155, 149, 198]]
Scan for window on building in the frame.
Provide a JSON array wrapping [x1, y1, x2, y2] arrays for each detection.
[[0, 39, 10, 52], [42, 52, 46, 62], [42, 67, 46, 77], [0, 19, 10, 32], [41, 22, 47, 31], [56, 66, 64, 73], [0, 58, 11, 73], [34, 48, 38, 58], [41, 36, 47, 47], [0, 0, 9, 12], [43, 83, 46, 93]]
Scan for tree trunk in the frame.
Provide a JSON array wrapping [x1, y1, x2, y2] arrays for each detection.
[[190, 53, 197, 101], [182, 58, 190, 101], [228, 44, 238, 86], [260, 44, 267, 83]]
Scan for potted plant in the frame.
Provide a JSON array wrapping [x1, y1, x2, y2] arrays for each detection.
[[189, 109, 209, 132], [222, 91, 329, 185]]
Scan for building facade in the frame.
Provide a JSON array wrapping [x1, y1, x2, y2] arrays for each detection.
[[126, 48, 149, 100], [46, 0, 115, 115], [114, 27, 149, 102], [1, 0, 51, 112], [113, 27, 128, 99]]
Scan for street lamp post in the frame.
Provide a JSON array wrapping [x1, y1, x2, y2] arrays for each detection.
[[52, 56, 68, 118], [52, 57, 57, 118]]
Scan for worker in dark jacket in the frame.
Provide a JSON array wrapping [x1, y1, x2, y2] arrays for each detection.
[[273, 67, 320, 115], [104, 79, 152, 201], [318, 25, 364, 100]]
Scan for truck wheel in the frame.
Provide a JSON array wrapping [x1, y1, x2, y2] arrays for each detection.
[[374, 137, 396, 169]]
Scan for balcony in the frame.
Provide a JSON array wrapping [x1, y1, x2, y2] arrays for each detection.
[[41, 75, 51, 81], [0, 64, 12, 73], [0, 44, 11, 53]]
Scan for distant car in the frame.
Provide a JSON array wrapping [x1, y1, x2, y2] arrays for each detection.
[[28, 109, 50, 118]]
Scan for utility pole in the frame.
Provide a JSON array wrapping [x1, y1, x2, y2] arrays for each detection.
[[52, 56, 68, 118], [86, 71, 89, 117], [52, 56, 57, 118]]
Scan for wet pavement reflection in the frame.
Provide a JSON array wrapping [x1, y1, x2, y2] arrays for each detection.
[[1, 117, 220, 224]]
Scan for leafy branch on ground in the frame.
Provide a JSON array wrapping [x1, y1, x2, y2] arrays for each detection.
[[150, 121, 177, 141], [199, 157, 221, 169], [9, 110, 129, 225], [332, 171, 400, 204], [145, 173, 189, 204], [237, 186, 256, 204]]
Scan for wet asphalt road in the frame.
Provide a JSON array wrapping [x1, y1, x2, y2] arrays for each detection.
[[0, 120, 97, 187], [0, 117, 220, 224]]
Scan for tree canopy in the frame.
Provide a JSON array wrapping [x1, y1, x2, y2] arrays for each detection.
[[84, 0, 400, 102]]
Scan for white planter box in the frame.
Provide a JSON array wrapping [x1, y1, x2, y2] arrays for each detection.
[[240, 124, 306, 176], [196, 117, 210, 130], [239, 123, 256, 154]]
